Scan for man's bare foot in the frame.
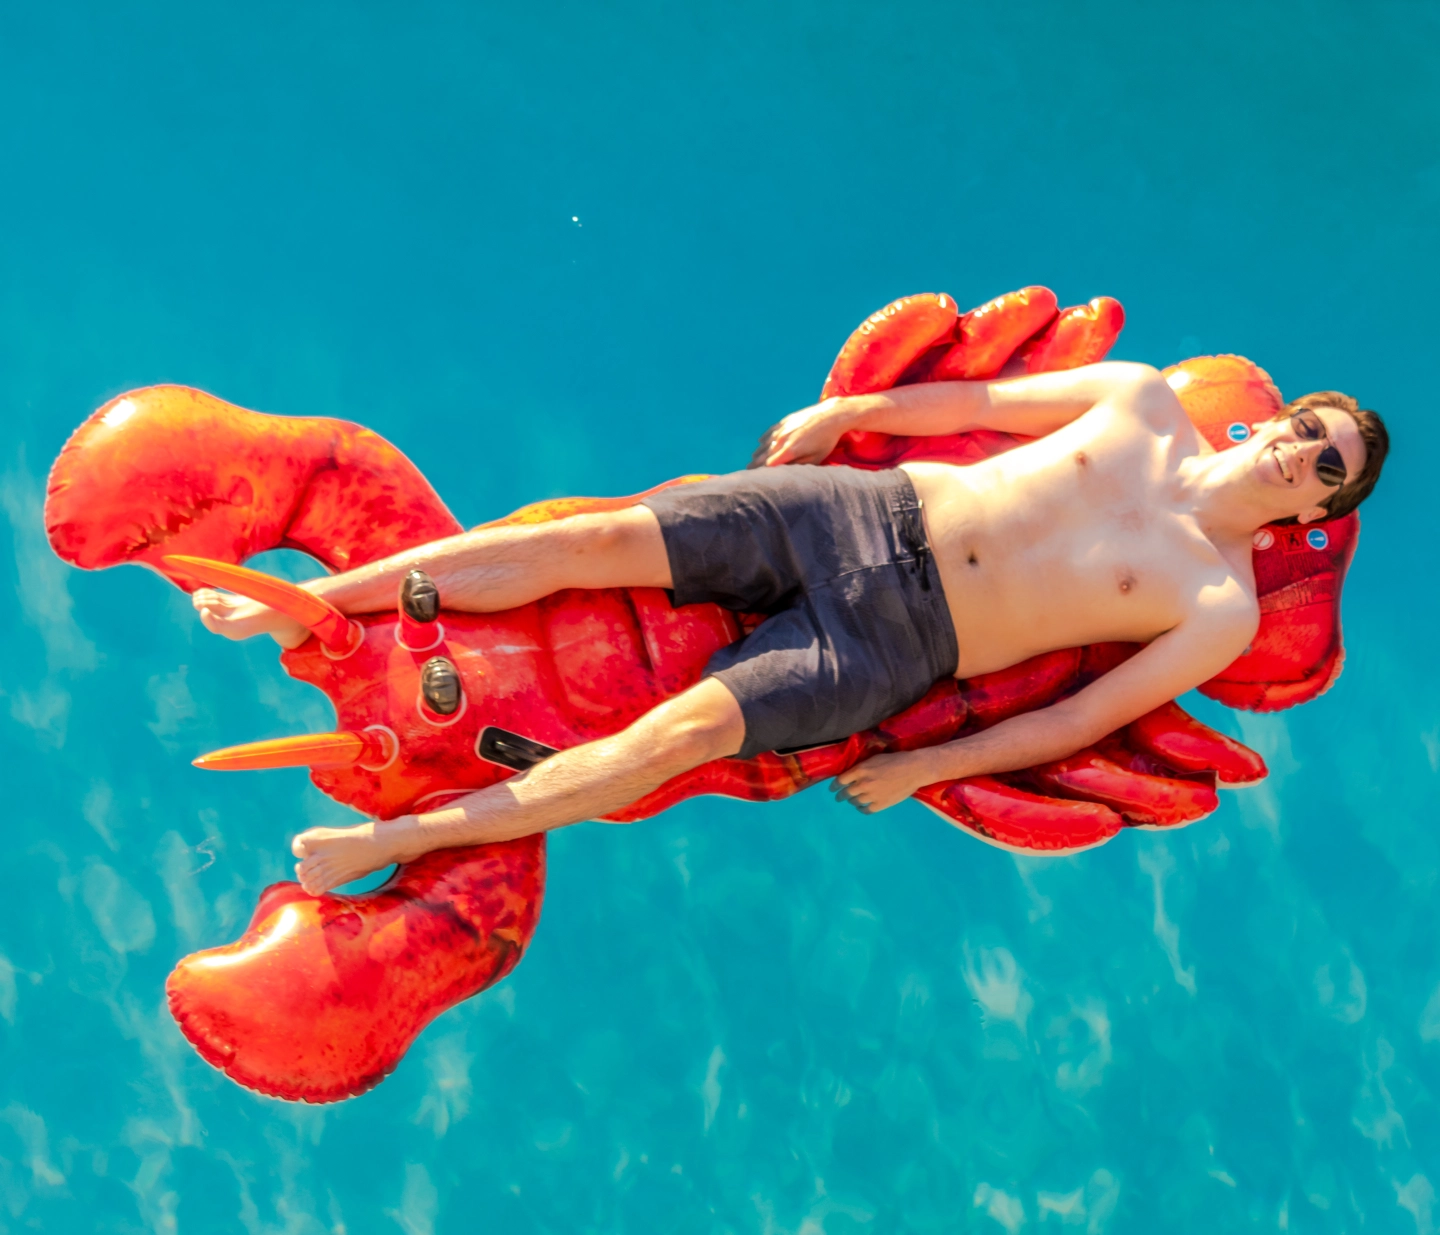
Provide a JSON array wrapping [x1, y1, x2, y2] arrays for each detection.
[[291, 816, 423, 895], [832, 749, 939, 813], [193, 588, 310, 648]]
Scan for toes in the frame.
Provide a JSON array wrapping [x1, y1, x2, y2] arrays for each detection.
[[292, 834, 311, 858], [297, 857, 328, 896]]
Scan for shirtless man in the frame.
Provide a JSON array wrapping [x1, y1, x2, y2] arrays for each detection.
[[193, 363, 1388, 895]]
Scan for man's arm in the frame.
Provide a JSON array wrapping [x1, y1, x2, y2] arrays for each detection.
[[752, 361, 1160, 467], [833, 582, 1258, 812]]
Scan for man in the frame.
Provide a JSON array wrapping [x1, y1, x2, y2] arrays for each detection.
[[194, 363, 1388, 894]]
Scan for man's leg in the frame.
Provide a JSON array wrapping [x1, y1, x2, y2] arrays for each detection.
[[289, 676, 746, 894], [195, 505, 673, 644]]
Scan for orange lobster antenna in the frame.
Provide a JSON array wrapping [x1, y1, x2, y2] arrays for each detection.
[[193, 729, 395, 772], [163, 555, 361, 655]]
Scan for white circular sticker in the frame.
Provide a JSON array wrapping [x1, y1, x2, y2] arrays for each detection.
[[1252, 529, 1275, 550]]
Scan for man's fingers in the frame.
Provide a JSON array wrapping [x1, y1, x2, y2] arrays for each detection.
[[752, 431, 788, 469]]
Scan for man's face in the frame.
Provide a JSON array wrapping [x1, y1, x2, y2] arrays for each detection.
[[1244, 407, 1367, 523]]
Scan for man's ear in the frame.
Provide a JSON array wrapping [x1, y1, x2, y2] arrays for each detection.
[[1296, 505, 1329, 525]]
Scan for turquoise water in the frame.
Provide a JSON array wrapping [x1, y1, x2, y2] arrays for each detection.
[[2, 1, 1439, 1230]]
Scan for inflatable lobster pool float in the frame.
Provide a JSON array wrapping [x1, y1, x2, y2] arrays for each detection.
[[43, 287, 1357, 1102]]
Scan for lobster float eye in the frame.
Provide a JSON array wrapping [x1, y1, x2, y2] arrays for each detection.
[[419, 655, 466, 724], [397, 569, 445, 651]]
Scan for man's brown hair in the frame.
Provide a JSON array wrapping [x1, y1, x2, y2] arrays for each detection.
[[1276, 391, 1389, 521]]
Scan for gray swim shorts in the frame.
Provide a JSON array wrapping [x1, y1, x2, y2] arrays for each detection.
[[640, 465, 959, 759]]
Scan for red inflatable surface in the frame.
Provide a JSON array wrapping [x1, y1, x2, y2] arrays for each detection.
[[44, 287, 1353, 1102]]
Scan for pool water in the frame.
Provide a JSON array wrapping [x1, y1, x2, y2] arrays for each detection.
[[2, 2, 1438, 1231]]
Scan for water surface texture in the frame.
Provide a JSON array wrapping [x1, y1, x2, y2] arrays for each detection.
[[2, 2, 1438, 1231]]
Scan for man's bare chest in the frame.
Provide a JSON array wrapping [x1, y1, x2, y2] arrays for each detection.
[[911, 417, 1186, 553], [907, 432, 1224, 652]]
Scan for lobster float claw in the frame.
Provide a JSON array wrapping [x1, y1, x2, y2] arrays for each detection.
[[163, 554, 364, 658]]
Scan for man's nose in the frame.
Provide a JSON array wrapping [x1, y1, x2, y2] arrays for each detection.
[[1292, 438, 1327, 475]]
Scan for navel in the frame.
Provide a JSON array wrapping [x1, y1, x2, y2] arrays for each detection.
[[968, 552, 979, 567]]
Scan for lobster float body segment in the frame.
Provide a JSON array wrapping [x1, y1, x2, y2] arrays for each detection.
[[45, 285, 1357, 1103]]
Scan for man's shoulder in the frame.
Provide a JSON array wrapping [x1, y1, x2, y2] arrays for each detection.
[[1100, 366, 1188, 429], [1188, 549, 1261, 638], [1075, 372, 1192, 460]]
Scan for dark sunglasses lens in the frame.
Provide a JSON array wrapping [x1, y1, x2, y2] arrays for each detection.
[[1291, 411, 1323, 440], [1317, 445, 1347, 487]]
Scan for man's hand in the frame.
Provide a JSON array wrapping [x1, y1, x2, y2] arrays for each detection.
[[831, 750, 939, 813], [749, 397, 860, 468]]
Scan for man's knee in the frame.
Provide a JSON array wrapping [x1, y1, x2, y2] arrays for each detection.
[[565, 507, 670, 586], [569, 505, 651, 549]]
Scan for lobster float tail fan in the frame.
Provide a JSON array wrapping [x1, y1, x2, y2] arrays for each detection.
[[1014, 297, 1126, 372], [820, 293, 960, 398], [927, 286, 1060, 381], [1163, 355, 1359, 711]]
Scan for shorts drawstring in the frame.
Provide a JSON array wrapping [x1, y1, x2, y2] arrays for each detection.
[[897, 500, 932, 591]]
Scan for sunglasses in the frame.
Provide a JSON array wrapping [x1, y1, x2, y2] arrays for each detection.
[[1289, 410, 1348, 488]]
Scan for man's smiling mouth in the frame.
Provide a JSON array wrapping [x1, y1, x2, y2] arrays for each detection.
[[1271, 445, 1294, 483]]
